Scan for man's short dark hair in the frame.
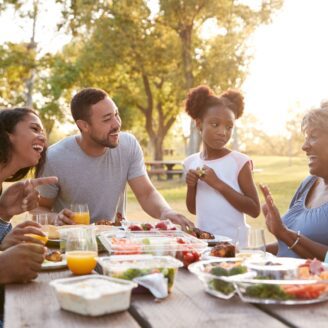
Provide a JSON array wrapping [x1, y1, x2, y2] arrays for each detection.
[[70, 88, 108, 122]]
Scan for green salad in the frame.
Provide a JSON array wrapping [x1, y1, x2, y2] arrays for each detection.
[[209, 264, 247, 295]]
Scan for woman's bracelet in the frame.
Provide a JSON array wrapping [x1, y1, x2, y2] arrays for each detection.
[[288, 230, 301, 250]]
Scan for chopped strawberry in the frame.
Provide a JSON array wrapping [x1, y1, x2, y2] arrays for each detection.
[[155, 221, 168, 230], [129, 224, 142, 231], [142, 223, 153, 231]]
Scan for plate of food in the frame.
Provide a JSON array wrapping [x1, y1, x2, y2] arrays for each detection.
[[203, 235, 233, 247], [42, 251, 67, 270]]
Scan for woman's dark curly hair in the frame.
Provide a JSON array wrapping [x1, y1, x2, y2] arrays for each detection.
[[185, 85, 244, 120], [0, 108, 47, 182]]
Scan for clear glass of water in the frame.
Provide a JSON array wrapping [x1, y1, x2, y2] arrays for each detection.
[[238, 227, 266, 259]]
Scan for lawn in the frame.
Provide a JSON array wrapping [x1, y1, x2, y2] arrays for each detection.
[[126, 155, 309, 243]]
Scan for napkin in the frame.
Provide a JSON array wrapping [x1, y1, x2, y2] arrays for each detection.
[[133, 273, 168, 299]]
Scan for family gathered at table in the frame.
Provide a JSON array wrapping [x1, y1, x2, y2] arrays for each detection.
[[1, 86, 328, 327]]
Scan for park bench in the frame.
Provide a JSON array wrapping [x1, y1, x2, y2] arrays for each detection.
[[145, 160, 184, 180]]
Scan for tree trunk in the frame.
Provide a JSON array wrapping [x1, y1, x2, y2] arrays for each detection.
[[179, 26, 201, 155], [25, 0, 39, 108], [153, 136, 164, 161]]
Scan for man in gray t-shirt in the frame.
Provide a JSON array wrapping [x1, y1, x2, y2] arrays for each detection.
[[37, 88, 194, 230]]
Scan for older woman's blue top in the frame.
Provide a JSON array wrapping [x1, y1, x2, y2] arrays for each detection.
[[278, 176, 328, 258]]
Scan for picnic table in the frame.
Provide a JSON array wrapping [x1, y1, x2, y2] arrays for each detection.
[[145, 160, 183, 180], [4, 267, 328, 327]]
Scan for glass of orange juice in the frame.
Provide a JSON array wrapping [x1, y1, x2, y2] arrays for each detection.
[[65, 227, 98, 275], [70, 204, 91, 225]]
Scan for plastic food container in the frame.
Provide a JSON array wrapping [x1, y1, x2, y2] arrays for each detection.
[[99, 230, 207, 258], [233, 278, 328, 305], [244, 257, 304, 280], [50, 275, 137, 316], [98, 255, 183, 292], [188, 259, 252, 299]]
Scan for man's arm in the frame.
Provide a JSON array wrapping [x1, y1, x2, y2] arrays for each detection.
[[128, 175, 194, 230]]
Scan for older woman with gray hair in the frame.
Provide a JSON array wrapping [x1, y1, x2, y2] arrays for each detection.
[[260, 104, 328, 260]]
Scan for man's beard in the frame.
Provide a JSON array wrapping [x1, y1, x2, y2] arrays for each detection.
[[89, 130, 120, 149]]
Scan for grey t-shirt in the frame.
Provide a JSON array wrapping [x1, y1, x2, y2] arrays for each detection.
[[38, 132, 146, 222]]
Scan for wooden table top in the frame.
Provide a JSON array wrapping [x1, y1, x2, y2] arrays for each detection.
[[4, 268, 328, 328]]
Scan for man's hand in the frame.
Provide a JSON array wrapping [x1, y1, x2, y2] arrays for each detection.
[[0, 243, 46, 284], [57, 208, 75, 225], [0, 220, 46, 251], [0, 176, 58, 220], [259, 184, 287, 238], [160, 209, 195, 232]]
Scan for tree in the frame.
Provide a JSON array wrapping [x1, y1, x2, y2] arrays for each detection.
[[158, 0, 283, 154], [52, 0, 185, 159], [0, 0, 67, 136]]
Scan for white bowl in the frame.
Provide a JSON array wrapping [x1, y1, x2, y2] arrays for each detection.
[[50, 275, 136, 316]]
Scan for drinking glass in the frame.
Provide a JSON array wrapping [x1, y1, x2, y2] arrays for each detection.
[[70, 203, 91, 225], [238, 228, 266, 259], [24, 212, 58, 244], [65, 227, 98, 275]]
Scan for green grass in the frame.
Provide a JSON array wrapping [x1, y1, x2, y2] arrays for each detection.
[[126, 155, 309, 243]]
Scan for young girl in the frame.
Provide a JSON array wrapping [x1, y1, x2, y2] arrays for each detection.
[[183, 86, 260, 246]]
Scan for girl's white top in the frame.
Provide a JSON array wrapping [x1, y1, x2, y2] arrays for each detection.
[[183, 151, 252, 247]]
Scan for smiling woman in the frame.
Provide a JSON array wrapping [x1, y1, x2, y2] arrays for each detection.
[[0, 107, 47, 182], [260, 104, 328, 261]]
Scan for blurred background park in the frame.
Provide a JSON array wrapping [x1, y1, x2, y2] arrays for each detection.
[[1, 0, 327, 242]]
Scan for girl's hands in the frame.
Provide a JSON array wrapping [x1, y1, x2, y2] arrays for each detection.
[[259, 184, 287, 238], [199, 165, 222, 189], [185, 170, 199, 187]]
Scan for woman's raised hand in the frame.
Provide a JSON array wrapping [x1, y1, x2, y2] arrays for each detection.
[[259, 184, 286, 238], [0, 176, 58, 220]]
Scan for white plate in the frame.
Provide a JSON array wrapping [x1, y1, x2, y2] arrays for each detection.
[[202, 249, 275, 261], [42, 255, 67, 271], [202, 235, 232, 245]]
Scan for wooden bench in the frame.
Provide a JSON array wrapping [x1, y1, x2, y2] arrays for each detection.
[[147, 169, 184, 180]]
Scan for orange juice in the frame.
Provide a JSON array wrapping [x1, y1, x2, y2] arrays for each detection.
[[25, 233, 48, 244], [72, 212, 90, 225], [66, 251, 97, 275]]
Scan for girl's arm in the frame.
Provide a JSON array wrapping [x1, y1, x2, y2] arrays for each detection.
[[185, 169, 199, 215], [201, 163, 260, 217]]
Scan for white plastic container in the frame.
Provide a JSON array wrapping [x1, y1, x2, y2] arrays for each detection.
[[50, 275, 137, 316]]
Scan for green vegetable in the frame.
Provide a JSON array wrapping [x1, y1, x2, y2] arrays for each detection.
[[165, 268, 176, 290], [210, 265, 247, 277], [119, 268, 144, 280], [245, 284, 294, 300], [211, 267, 228, 276], [209, 264, 247, 295], [210, 279, 235, 295]]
